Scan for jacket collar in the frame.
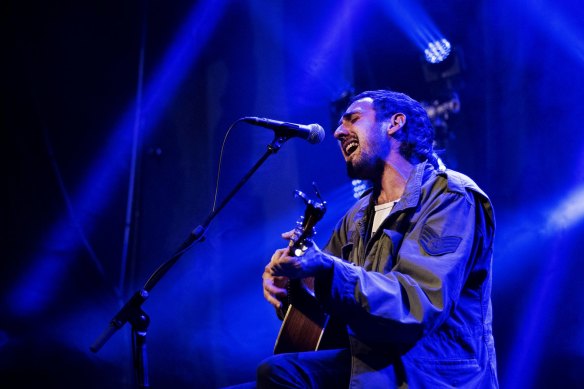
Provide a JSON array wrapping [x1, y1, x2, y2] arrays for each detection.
[[354, 161, 430, 239], [392, 161, 429, 213]]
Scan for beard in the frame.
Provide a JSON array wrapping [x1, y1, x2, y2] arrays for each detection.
[[345, 153, 386, 180], [345, 122, 390, 180]]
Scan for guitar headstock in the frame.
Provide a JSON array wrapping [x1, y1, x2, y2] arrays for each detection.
[[289, 184, 326, 257]]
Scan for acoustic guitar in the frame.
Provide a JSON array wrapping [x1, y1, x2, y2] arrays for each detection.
[[273, 188, 346, 354]]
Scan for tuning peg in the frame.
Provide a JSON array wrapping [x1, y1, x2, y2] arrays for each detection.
[[311, 182, 323, 201]]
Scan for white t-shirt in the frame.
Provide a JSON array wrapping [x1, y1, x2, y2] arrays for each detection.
[[371, 200, 400, 236]]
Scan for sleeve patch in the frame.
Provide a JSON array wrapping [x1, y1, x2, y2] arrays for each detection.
[[419, 224, 462, 256]]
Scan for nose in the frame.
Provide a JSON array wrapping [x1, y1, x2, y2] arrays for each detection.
[[333, 124, 347, 140]]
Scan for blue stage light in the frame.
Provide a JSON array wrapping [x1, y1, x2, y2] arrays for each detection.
[[7, 0, 228, 318], [547, 185, 584, 231], [424, 38, 451, 64], [351, 179, 371, 199]]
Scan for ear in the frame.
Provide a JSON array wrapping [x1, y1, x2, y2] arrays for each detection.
[[387, 113, 406, 135]]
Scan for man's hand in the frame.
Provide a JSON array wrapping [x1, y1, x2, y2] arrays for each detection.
[[262, 248, 290, 310], [262, 241, 334, 310], [262, 230, 334, 308]]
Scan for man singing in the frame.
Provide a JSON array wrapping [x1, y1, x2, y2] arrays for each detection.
[[260, 90, 498, 388]]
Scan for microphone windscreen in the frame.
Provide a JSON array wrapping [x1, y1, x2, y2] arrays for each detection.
[[307, 124, 325, 144]]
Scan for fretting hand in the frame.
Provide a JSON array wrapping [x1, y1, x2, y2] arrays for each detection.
[[262, 231, 333, 309], [262, 247, 290, 310]]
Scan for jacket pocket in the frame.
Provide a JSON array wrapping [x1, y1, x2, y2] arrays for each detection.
[[412, 358, 482, 388]]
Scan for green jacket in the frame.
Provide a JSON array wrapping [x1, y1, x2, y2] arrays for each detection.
[[317, 161, 498, 388]]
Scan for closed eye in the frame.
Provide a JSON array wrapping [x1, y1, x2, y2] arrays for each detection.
[[338, 112, 360, 126]]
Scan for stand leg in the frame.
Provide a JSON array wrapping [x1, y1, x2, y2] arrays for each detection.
[[131, 310, 150, 388]]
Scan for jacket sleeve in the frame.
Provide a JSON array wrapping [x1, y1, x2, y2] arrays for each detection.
[[316, 188, 486, 348]]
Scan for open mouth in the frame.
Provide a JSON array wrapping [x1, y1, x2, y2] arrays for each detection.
[[343, 139, 359, 157]]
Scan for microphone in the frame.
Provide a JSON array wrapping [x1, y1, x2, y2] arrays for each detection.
[[242, 117, 325, 144]]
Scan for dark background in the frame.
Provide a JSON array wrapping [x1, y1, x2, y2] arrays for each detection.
[[3, 0, 584, 387]]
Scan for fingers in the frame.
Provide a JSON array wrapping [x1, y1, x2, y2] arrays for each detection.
[[262, 246, 296, 309], [263, 257, 288, 309], [268, 247, 293, 277], [262, 275, 288, 309], [263, 283, 286, 309], [270, 247, 289, 263], [271, 275, 289, 289], [281, 229, 296, 240]]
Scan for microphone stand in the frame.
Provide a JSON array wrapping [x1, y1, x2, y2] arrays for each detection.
[[90, 132, 292, 388]]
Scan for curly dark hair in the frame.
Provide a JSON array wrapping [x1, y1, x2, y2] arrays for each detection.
[[351, 90, 437, 167]]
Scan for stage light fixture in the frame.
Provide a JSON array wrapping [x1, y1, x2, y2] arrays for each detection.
[[424, 39, 451, 64]]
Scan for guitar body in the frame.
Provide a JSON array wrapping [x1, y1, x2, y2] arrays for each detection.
[[274, 279, 329, 354]]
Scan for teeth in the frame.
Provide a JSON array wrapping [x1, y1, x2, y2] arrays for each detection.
[[345, 141, 359, 155]]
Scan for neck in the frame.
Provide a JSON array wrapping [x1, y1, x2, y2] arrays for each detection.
[[373, 153, 414, 205]]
